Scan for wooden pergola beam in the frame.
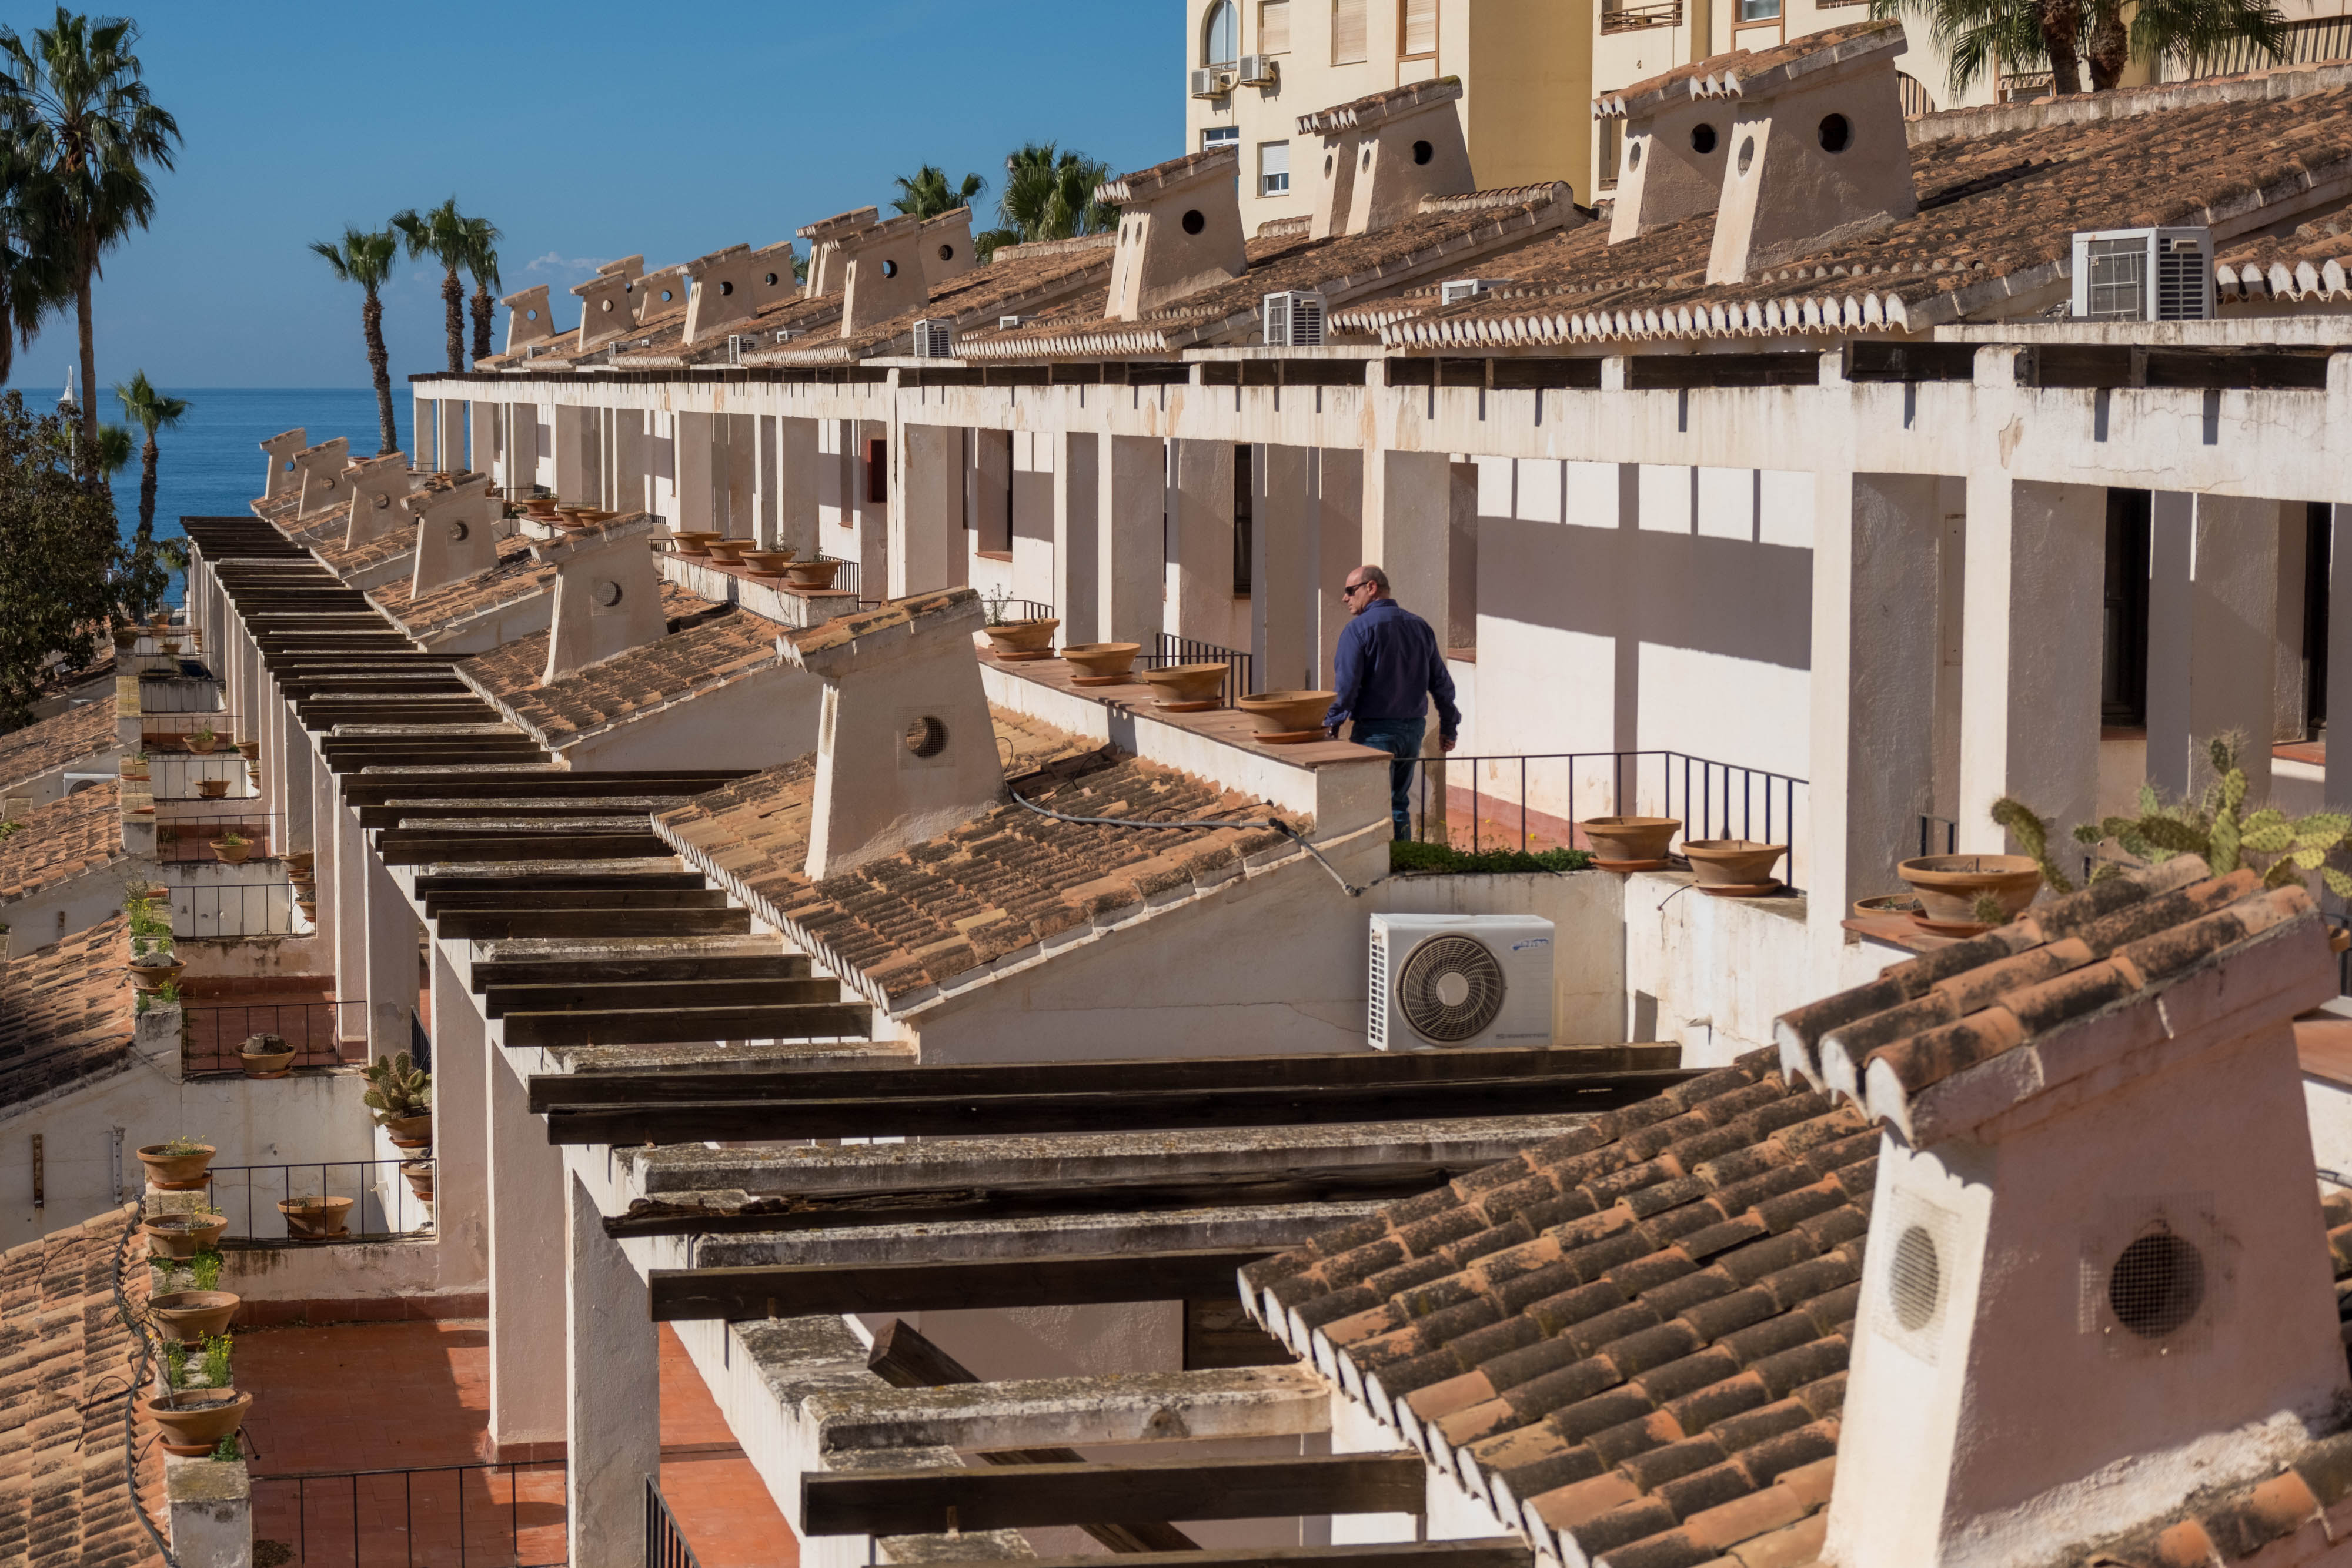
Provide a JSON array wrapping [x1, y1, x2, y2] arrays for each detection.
[[505, 1000, 868, 1049], [433, 907, 751, 942], [911, 1546, 1529, 1568], [649, 1248, 1268, 1321], [800, 1453, 1425, 1536], [485, 976, 838, 1019], [470, 951, 808, 991]]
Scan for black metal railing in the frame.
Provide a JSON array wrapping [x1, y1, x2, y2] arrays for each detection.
[[249, 1460, 565, 1568], [158, 811, 286, 862], [139, 708, 238, 741], [644, 1477, 703, 1568], [202, 1158, 433, 1245], [1918, 815, 1959, 858], [983, 597, 1055, 626], [1396, 750, 1810, 891], [1142, 634, 1255, 707], [150, 754, 257, 802], [171, 881, 300, 940], [817, 554, 861, 600], [180, 999, 364, 1077]]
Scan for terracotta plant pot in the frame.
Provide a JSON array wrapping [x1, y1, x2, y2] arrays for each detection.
[[1238, 689, 1337, 744], [784, 559, 842, 590], [188, 735, 218, 755], [145, 1390, 252, 1457], [136, 1142, 215, 1190], [279, 1196, 355, 1241], [283, 851, 315, 873], [1579, 817, 1682, 871], [294, 898, 318, 924], [667, 530, 719, 557], [705, 539, 748, 564], [1682, 838, 1789, 897], [403, 1161, 435, 1203], [1058, 641, 1141, 684], [112, 629, 139, 651], [211, 839, 253, 865], [741, 550, 797, 578], [1853, 893, 1923, 921], [151, 1290, 241, 1343], [1899, 854, 2043, 935], [1141, 663, 1230, 710], [121, 765, 149, 783], [982, 618, 1058, 658], [128, 955, 184, 992], [196, 778, 230, 800], [522, 497, 562, 520], [383, 1112, 433, 1147], [142, 1213, 228, 1259], [234, 741, 260, 761], [240, 1034, 294, 1079]]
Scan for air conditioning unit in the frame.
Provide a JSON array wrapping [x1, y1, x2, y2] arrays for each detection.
[[911, 319, 956, 359], [998, 315, 1024, 329], [1237, 54, 1278, 85], [1190, 66, 1237, 98], [1264, 290, 1325, 347], [1368, 914, 1554, 1051], [2071, 227, 2213, 322], [1441, 278, 1512, 306], [726, 333, 754, 366]]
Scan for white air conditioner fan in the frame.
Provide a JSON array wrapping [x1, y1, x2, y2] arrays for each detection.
[[1264, 291, 1325, 347], [1368, 914, 1554, 1051]]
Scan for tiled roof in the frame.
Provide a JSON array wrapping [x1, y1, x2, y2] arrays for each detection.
[[1098, 147, 1237, 204], [1367, 68, 2352, 346], [1298, 75, 1462, 133], [0, 781, 123, 902], [368, 536, 552, 638], [2219, 212, 2352, 302], [752, 243, 1114, 366], [784, 584, 970, 658], [0, 912, 136, 1119], [653, 709, 1299, 1007], [457, 587, 781, 748], [0, 702, 116, 794], [0, 1203, 163, 1568], [1248, 855, 2341, 1567]]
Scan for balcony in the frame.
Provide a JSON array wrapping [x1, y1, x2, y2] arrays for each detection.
[[1602, 1, 1683, 33]]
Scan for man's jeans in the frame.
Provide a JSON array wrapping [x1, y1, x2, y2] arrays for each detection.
[[1352, 718, 1426, 841]]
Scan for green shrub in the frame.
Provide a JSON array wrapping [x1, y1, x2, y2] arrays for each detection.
[[1389, 840, 1592, 875]]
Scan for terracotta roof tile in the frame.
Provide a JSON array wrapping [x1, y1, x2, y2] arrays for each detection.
[[0, 781, 123, 903], [0, 704, 115, 795], [751, 244, 1114, 366], [367, 536, 552, 638], [0, 914, 136, 1107], [0, 1204, 164, 1568]]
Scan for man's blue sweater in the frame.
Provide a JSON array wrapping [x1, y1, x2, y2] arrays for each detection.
[[1323, 597, 1461, 740]]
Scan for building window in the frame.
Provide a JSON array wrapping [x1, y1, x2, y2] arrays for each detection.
[[1597, 119, 1622, 190], [1203, 0, 1240, 65], [1203, 125, 1241, 153], [1233, 445, 1254, 597], [1259, 0, 1292, 52], [1259, 141, 1291, 196], [1738, 0, 1781, 21], [1399, 0, 1438, 57], [1332, 0, 1367, 63]]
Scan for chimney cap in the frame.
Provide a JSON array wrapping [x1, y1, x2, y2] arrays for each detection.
[[686, 243, 753, 276], [799, 206, 883, 243], [523, 510, 662, 565], [1700, 16, 1906, 99], [783, 586, 982, 676], [1097, 146, 1241, 208], [1296, 76, 1462, 136], [1595, 56, 1735, 120]]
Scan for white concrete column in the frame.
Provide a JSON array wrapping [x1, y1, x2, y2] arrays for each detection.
[[1053, 431, 1100, 644], [553, 406, 600, 506], [606, 408, 647, 519], [412, 393, 434, 473], [1810, 472, 1946, 967], [723, 413, 756, 543], [334, 800, 367, 1044], [428, 944, 488, 1283], [853, 419, 890, 596], [1957, 477, 2107, 855], [1168, 439, 1241, 651], [486, 1034, 567, 1455], [436, 399, 468, 474], [1362, 447, 1453, 638], [363, 849, 419, 1057], [894, 422, 963, 599], [1098, 435, 1164, 647], [471, 401, 501, 487], [2147, 492, 2283, 804], [1315, 449, 1365, 689], [775, 417, 820, 559], [566, 1167, 659, 1568], [284, 720, 316, 860], [1257, 444, 1317, 693]]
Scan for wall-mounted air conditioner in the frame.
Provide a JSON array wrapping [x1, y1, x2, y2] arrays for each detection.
[[1237, 54, 1278, 85], [2070, 228, 2213, 322], [1368, 914, 1554, 1051], [1440, 278, 1511, 306], [1190, 66, 1237, 98], [998, 315, 1024, 330], [911, 319, 955, 359], [726, 334, 754, 366], [1264, 290, 1325, 347]]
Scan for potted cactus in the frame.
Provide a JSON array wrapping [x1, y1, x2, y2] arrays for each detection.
[[211, 830, 252, 865], [239, 1033, 295, 1079], [365, 1052, 433, 1146]]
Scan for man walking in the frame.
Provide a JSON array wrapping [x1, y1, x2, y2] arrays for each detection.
[[1324, 564, 1459, 840]]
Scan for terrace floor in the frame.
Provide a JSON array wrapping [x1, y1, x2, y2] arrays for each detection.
[[236, 1318, 794, 1567]]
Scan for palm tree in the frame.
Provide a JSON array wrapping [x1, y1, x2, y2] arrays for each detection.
[[0, 138, 68, 386], [310, 227, 401, 457], [0, 9, 180, 471], [112, 368, 183, 543], [92, 418, 125, 477], [891, 165, 985, 220], [459, 213, 500, 366], [977, 142, 1118, 260], [392, 198, 474, 375], [1882, 0, 2285, 93]]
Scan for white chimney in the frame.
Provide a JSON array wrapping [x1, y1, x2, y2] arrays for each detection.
[[1598, 62, 1734, 243], [406, 480, 504, 597], [1100, 148, 1247, 320], [289, 439, 353, 520], [259, 428, 306, 500], [683, 243, 756, 346], [1297, 78, 1473, 240], [572, 255, 647, 351], [341, 453, 425, 549], [920, 207, 977, 287], [532, 514, 666, 683], [798, 208, 880, 299], [783, 587, 1003, 882], [501, 285, 556, 353]]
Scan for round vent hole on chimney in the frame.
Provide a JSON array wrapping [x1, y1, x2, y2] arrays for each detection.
[[1890, 1224, 1942, 1331], [1737, 135, 1757, 175], [2110, 1227, 2205, 1338], [938, 243, 955, 261], [526, 308, 539, 320], [881, 259, 900, 278], [449, 520, 469, 541], [1361, 146, 1374, 170], [905, 716, 948, 758], [764, 272, 779, 286], [1182, 209, 1207, 235], [1324, 153, 1335, 175], [661, 288, 675, 302], [1692, 124, 1718, 155], [1412, 139, 1434, 165], [719, 280, 734, 296], [1627, 141, 1643, 172], [373, 493, 390, 509], [593, 580, 624, 609], [601, 299, 614, 313], [1818, 113, 1852, 153]]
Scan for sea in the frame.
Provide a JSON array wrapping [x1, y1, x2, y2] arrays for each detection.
[[86, 387, 416, 604]]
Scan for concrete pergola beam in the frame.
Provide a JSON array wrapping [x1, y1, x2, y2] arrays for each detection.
[[804, 1364, 1332, 1453]]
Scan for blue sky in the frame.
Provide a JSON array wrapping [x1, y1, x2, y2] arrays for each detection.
[[2, 0, 1177, 393]]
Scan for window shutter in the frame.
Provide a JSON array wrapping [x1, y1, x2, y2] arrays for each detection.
[[1260, 0, 1292, 52], [1332, 0, 1367, 63], [1401, 0, 1438, 56]]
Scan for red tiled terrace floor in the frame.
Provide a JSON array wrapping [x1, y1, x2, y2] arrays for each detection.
[[236, 1319, 794, 1567]]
